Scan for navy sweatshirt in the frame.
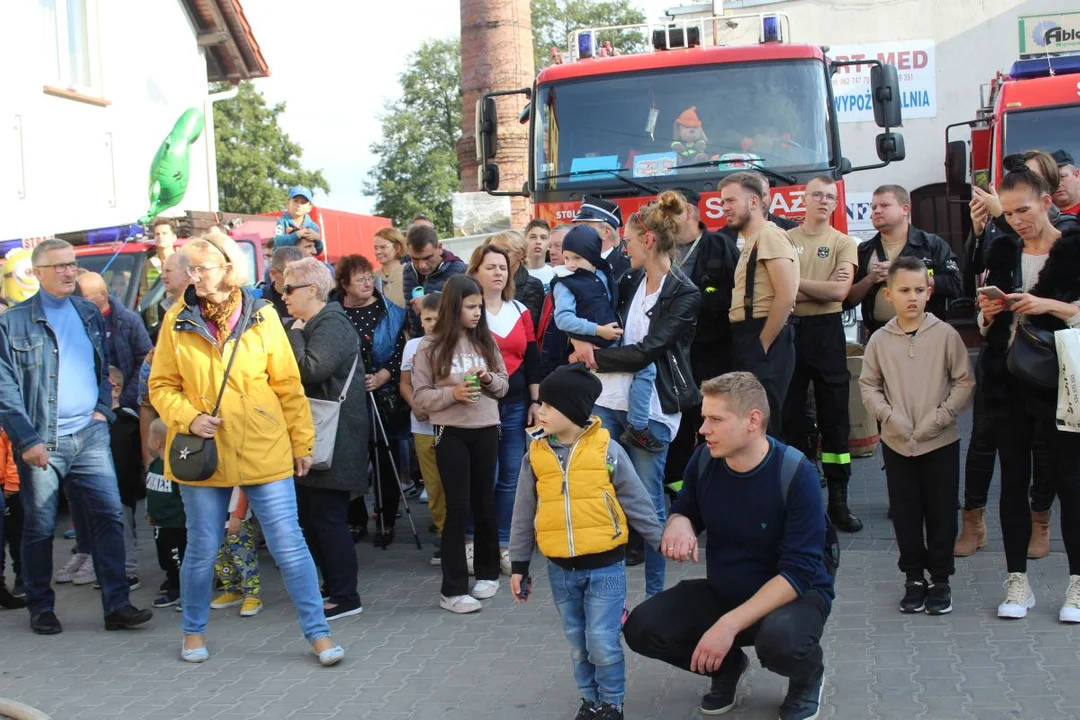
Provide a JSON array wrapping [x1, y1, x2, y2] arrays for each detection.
[[670, 438, 834, 608]]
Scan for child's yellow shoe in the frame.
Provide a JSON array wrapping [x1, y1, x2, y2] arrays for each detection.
[[240, 597, 263, 617], [210, 591, 243, 609]]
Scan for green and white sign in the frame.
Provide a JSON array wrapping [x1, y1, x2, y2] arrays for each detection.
[[1019, 12, 1080, 56]]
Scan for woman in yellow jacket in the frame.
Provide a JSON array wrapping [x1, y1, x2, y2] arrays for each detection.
[[149, 234, 343, 666]]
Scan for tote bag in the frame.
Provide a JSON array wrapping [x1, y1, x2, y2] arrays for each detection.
[[1056, 328, 1080, 433], [309, 354, 359, 470]]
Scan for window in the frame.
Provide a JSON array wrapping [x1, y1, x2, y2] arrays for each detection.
[[1003, 105, 1080, 171], [40, 0, 101, 98]]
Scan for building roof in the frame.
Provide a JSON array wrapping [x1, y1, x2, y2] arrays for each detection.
[[180, 0, 270, 83]]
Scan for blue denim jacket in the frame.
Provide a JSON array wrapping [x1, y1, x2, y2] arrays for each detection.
[[0, 292, 115, 454]]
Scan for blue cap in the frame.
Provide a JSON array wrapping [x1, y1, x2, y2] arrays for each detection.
[[288, 186, 314, 202], [562, 225, 608, 272]]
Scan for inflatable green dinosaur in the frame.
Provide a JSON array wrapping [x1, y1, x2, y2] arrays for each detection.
[[139, 108, 205, 224]]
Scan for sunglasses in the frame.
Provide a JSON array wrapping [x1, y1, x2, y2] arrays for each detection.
[[283, 283, 313, 296]]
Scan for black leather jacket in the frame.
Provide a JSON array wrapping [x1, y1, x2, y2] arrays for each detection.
[[592, 266, 702, 413]]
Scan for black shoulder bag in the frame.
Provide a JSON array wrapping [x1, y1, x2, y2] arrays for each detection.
[[169, 302, 253, 481], [1006, 242, 1059, 390]]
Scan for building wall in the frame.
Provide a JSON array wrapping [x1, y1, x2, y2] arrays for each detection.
[[3, 0, 215, 240]]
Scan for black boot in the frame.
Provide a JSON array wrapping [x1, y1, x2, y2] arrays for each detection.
[[827, 480, 863, 533]]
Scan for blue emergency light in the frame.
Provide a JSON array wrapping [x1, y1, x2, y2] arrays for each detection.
[[1010, 55, 1080, 80], [578, 32, 596, 59], [761, 15, 783, 44]]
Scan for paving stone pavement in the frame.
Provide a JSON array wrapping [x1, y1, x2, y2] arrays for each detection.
[[2, 412, 1080, 719]]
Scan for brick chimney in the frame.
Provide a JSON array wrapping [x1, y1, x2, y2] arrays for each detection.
[[458, 0, 534, 229]]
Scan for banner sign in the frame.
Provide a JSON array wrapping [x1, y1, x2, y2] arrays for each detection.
[[829, 40, 937, 123], [845, 192, 877, 241], [1019, 12, 1080, 56]]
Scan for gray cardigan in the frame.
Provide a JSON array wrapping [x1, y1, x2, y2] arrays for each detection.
[[288, 302, 369, 493]]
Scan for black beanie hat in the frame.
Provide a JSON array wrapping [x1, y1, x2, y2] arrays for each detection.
[[538, 362, 602, 428], [562, 225, 609, 272]]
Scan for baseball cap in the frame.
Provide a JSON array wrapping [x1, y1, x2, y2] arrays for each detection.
[[1051, 149, 1075, 167], [572, 196, 622, 230], [288, 185, 314, 202]]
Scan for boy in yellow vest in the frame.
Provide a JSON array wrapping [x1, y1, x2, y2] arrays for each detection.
[[509, 363, 664, 720]]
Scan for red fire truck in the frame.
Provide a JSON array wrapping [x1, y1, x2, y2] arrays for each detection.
[[478, 13, 906, 230]]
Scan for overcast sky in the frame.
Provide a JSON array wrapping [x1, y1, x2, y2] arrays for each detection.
[[241, 0, 677, 215]]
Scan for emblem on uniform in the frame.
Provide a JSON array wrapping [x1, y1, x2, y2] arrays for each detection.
[[817, 246, 830, 258]]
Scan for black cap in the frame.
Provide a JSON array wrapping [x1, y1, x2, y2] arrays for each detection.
[[561, 225, 608, 271], [573, 196, 623, 229], [538, 363, 602, 428], [1052, 149, 1075, 167]]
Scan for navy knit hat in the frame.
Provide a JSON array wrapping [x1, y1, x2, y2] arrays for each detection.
[[562, 225, 609, 271], [539, 363, 602, 428]]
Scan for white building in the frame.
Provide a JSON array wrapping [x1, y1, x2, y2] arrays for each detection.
[[2, 0, 268, 242]]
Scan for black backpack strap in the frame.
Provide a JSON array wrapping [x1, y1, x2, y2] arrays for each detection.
[[743, 243, 759, 317], [778, 444, 805, 503], [873, 240, 888, 264]]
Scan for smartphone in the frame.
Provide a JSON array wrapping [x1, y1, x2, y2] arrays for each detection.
[[517, 575, 533, 601], [977, 285, 1014, 308], [974, 169, 990, 192]]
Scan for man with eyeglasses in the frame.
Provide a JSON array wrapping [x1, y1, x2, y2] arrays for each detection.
[[0, 239, 152, 635], [847, 184, 960, 339], [782, 177, 862, 533]]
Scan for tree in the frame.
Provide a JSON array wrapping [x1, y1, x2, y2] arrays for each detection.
[[531, 0, 647, 70], [213, 81, 329, 214], [365, 39, 462, 235]]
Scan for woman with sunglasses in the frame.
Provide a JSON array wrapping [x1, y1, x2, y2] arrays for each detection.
[[332, 254, 408, 547]]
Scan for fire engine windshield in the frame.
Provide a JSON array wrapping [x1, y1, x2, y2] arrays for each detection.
[[1003, 106, 1080, 171], [535, 59, 833, 192]]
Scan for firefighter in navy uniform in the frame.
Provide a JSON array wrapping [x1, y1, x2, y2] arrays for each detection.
[[846, 184, 961, 339], [781, 177, 863, 533]]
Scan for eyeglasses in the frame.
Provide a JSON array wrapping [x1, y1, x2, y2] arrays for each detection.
[[283, 283, 313, 296], [808, 191, 838, 203], [35, 262, 79, 274], [353, 274, 375, 284], [186, 265, 223, 278]]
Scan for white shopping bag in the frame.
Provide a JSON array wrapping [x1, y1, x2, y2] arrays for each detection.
[[1055, 328, 1080, 433]]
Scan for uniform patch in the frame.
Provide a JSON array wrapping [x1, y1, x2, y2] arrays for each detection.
[[816, 246, 830, 258]]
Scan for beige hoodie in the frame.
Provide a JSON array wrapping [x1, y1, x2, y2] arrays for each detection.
[[859, 313, 975, 457], [410, 334, 509, 429]]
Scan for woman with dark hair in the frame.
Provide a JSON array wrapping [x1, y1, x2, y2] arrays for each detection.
[[468, 244, 541, 574], [333, 254, 408, 547], [977, 169, 1080, 622], [411, 275, 509, 613]]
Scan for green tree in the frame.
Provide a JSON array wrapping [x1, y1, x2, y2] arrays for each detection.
[[531, 0, 647, 70], [365, 38, 462, 235], [213, 81, 329, 214]]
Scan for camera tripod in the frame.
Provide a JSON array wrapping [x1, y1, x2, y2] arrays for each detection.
[[368, 391, 422, 550]]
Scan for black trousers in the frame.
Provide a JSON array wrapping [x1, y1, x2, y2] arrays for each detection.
[[436, 425, 500, 597], [963, 385, 1054, 512], [153, 526, 186, 592], [624, 579, 829, 684], [882, 442, 960, 583], [782, 314, 851, 484], [2, 491, 22, 579], [348, 432, 402, 532], [296, 485, 359, 605], [731, 319, 795, 438], [998, 393, 1080, 574]]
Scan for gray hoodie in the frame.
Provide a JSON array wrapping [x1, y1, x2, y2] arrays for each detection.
[[859, 313, 975, 457]]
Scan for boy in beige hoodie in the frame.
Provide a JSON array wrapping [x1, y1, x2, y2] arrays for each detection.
[[860, 256, 974, 617]]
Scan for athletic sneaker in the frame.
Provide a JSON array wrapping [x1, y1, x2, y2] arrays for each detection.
[[93, 575, 140, 591], [925, 583, 953, 615], [430, 547, 442, 567], [900, 580, 927, 614], [211, 591, 244, 609], [72, 561, 97, 586], [998, 572, 1035, 619], [620, 425, 664, 454], [593, 702, 623, 720], [324, 599, 363, 621], [1059, 575, 1080, 623], [240, 597, 263, 617], [153, 589, 180, 608], [466, 543, 475, 576], [700, 650, 749, 715], [574, 699, 596, 720], [419, 488, 429, 503], [779, 665, 825, 720], [472, 580, 499, 599], [55, 553, 90, 583], [440, 594, 482, 614]]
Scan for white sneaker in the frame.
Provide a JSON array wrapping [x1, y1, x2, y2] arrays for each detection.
[[500, 549, 512, 577], [55, 553, 89, 583], [419, 489, 428, 503], [1060, 575, 1080, 623], [440, 594, 482, 614], [998, 572, 1036, 618], [72, 559, 97, 586], [472, 579, 499, 599], [466, 543, 475, 576]]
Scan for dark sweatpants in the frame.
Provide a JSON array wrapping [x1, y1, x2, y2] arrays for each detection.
[[154, 526, 187, 592], [731, 318, 795, 438]]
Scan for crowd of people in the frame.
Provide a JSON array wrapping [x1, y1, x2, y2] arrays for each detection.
[[0, 155, 1078, 719]]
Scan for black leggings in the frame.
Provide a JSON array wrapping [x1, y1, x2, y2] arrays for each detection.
[[436, 425, 500, 597]]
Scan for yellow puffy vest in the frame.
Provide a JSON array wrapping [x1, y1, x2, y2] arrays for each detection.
[[531, 419, 628, 558]]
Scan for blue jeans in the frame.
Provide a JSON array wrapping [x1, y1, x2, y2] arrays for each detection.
[[549, 560, 627, 708], [20, 420, 130, 616], [179, 477, 330, 644], [495, 399, 527, 547], [592, 406, 669, 598], [626, 364, 657, 432]]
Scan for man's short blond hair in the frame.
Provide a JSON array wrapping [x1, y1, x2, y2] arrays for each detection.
[[700, 372, 770, 426], [148, 418, 168, 455]]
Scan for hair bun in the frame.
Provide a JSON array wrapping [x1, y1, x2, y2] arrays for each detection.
[[656, 190, 687, 219]]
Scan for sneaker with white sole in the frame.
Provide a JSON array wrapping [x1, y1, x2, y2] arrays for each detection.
[[1060, 575, 1080, 623], [466, 543, 475, 576], [440, 594, 482, 614], [419, 489, 428, 503], [472, 579, 499, 599], [500, 549, 512, 576], [72, 560, 97, 586], [998, 572, 1035, 619], [55, 553, 90, 583]]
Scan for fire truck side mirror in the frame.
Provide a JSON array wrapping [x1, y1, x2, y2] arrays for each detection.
[[870, 65, 903, 129], [945, 141, 968, 196], [479, 163, 501, 192], [477, 97, 499, 162], [876, 132, 906, 163]]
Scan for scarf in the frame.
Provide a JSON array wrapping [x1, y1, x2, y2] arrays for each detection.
[[200, 287, 243, 348]]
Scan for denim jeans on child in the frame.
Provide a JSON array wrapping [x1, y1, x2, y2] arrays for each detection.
[[625, 363, 657, 432], [549, 560, 628, 708], [179, 478, 329, 643]]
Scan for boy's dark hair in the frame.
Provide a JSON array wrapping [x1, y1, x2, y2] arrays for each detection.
[[151, 217, 175, 232], [718, 171, 768, 201], [524, 218, 550, 234], [419, 292, 441, 312], [887, 255, 929, 285], [406, 224, 439, 252]]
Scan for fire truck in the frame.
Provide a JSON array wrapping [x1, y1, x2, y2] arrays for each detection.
[[477, 13, 906, 230]]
